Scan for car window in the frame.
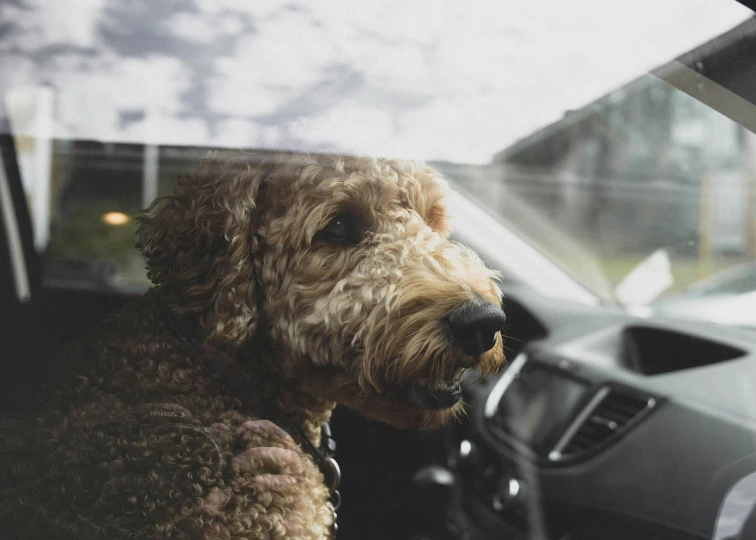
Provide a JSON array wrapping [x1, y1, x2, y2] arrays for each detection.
[[1, 1, 754, 307]]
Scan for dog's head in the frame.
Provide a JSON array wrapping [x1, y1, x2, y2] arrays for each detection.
[[138, 152, 506, 429]]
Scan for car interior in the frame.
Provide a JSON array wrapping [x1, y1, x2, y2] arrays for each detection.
[[4, 2, 756, 540]]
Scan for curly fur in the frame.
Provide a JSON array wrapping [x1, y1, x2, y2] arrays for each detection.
[[0, 151, 505, 538]]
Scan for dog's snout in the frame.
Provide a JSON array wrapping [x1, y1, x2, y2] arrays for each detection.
[[446, 302, 506, 355]]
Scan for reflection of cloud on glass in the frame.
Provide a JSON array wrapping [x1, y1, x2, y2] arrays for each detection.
[[0, 0, 106, 50], [1, 0, 751, 162], [164, 11, 246, 45], [715, 472, 756, 540]]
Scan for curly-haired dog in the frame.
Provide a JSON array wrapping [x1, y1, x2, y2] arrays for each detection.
[[0, 152, 506, 539]]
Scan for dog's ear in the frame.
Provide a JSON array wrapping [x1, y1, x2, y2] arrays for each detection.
[[137, 153, 267, 349]]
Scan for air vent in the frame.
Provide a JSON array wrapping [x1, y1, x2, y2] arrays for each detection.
[[549, 387, 655, 461]]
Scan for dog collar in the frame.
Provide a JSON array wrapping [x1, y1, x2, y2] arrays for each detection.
[[286, 417, 342, 535]]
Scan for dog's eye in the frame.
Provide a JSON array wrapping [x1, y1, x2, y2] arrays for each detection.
[[319, 214, 359, 245]]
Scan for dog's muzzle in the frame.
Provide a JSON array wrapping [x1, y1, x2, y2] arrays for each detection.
[[392, 302, 506, 410]]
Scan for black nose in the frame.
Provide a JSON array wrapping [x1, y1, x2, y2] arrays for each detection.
[[446, 302, 506, 356]]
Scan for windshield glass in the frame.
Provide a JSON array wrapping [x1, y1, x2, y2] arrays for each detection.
[[2, 0, 754, 320]]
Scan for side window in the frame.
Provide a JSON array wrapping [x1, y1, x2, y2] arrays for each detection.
[[7, 87, 202, 292], [453, 75, 756, 302]]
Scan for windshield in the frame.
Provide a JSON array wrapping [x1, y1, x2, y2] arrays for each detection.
[[2, 0, 754, 317]]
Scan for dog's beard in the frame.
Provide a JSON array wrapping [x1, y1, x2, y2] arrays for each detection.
[[302, 366, 467, 429], [298, 336, 504, 430], [286, 294, 506, 428], [388, 367, 469, 410], [361, 327, 504, 412]]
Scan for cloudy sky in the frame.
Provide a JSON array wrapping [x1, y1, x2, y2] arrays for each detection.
[[1, 0, 751, 163]]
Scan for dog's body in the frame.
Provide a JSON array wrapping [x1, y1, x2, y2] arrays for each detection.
[[0, 153, 506, 539]]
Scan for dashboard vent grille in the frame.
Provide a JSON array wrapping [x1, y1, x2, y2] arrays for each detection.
[[552, 388, 654, 460]]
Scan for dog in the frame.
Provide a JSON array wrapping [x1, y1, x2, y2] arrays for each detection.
[[0, 151, 506, 539]]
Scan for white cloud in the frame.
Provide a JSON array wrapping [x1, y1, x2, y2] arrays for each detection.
[[29, 0, 107, 48], [208, 10, 338, 117], [3, 0, 752, 162]]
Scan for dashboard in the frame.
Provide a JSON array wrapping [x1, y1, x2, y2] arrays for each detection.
[[449, 287, 756, 540]]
